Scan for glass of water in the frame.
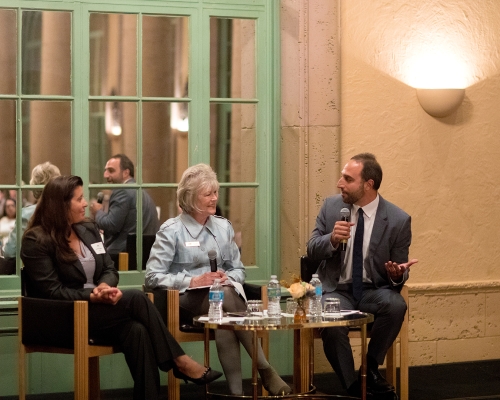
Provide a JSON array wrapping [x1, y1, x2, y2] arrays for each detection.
[[286, 298, 297, 315], [246, 300, 264, 318], [323, 297, 342, 320]]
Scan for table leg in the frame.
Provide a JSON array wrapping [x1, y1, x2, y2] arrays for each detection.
[[294, 328, 313, 393], [252, 330, 258, 400], [361, 323, 367, 400], [205, 327, 210, 398]]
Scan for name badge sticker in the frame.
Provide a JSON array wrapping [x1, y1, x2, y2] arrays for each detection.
[[185, 241, 200, 247], [91, 242, 106, 254]]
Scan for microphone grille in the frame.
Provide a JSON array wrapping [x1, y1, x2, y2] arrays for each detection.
[[340, 208, 350, 218], [208, 250, 217, 260], [97, 192, 104, 204]]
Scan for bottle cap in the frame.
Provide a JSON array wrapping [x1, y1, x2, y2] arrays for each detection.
[[312, 274, 319, 278], [270, 275, 277, 279]]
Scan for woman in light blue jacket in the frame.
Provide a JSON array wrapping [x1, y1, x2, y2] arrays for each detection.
[[145, 163, 291, 396]]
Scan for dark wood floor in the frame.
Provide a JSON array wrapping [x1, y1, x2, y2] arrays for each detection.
[[10, 359, 500, 400]]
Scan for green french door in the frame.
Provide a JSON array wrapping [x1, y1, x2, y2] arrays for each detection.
[[0, 0, 280, 292]]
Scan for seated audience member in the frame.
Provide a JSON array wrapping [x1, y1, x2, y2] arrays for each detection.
[[3, 162, 61, 258], [21, 175, 222, 400], [145, 163, 292, 396], [0, 190, 7, 217], [0, 198, 16, 251], [307, 153, 418, 398], [90, 154, 159, 264]]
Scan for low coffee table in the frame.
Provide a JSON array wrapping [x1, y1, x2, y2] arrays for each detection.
[[194, 312, 374, 399]]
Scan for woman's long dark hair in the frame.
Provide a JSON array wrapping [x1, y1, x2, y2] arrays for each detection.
[[25, 175, 84, 263]]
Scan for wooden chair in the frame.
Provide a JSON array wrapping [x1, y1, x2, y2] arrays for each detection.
[[18, 291, 154, 400], [148, 284, 269, 400], [300, 255, 409, 400]]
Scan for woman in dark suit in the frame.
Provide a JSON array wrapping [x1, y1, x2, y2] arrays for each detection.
[[20, 175, 221, 400]]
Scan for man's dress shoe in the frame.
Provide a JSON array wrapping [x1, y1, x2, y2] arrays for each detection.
[[365, 365, 394, 394]]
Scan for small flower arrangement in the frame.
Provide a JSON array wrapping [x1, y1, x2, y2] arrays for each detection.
[[281, 275, 315, 300], [281, 275, 315, 322]]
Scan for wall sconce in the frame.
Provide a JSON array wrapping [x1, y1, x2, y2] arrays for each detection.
[[105, 90, 123, 136], [170, 102, 189, 133], [416, 88, 465, 118]]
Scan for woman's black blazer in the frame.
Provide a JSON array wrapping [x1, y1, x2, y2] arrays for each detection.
[[21, 221, 119, 301]]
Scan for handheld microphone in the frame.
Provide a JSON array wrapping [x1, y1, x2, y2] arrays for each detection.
[[340, 208, 350, 251], [208, 250, 218, 272], [97, 192, 104, 204]]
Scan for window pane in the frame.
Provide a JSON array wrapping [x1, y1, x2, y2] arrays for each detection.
[[142, 15, 189, 98], [22, 101, 72, 183], [89, 13, 137, 97], [210, 103, 256, 182], [0, 100, 16, 184], [22, 10, 71, 95], [218, 187, 256, 266], [142, 102, 188, 184], [89, 101, 138, 184], [210, 18, 255, 99], [147, 187, 178, 225], [0, 9, 17, 94]]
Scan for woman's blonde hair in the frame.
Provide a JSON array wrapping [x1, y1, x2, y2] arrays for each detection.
[[30, 162, 61, 200], [177, 163, 219, 214]]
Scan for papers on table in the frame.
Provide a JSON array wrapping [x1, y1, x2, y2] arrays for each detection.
[[186, 281, 247, 303], [198, 316, 246, 323], [198, 310, 363, 323], [281, 310, 362, 318]]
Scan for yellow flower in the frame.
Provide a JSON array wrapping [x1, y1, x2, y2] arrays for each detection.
[[288, 281, 314, 299]]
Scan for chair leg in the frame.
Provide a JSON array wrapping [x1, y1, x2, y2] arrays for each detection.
[[168, 369, 181, 400], [385, 341, 397, 388], [74, 301, 89, 400], [18, 346, 27, 400], [400, 311, 409, 400], [89, 357, 101, 400]]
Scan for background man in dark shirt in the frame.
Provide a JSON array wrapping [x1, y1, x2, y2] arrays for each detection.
[[90, 154, 159, 264]]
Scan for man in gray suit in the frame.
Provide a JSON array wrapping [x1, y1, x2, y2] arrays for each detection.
[[91, 154, 159, 263], [307, 153, 418, 398]]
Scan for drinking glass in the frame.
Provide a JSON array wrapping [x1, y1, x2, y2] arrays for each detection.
[[323, 297, 341, 320], [246, 300, 264, 318], [286, 298, 297, 315]]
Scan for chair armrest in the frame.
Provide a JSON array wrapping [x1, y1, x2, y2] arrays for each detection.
[[118, 252, 129, 271], [243, 283, 263, 301]]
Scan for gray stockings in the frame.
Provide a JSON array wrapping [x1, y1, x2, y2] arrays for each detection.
[[179, 286, 270, 394]]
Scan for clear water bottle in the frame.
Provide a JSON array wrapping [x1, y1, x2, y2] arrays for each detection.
[[208, 279, 224, 322], [267, 275, 281, 318], [309, 274, 322, 317]]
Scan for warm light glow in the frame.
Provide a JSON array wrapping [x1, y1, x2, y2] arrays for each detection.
[[343, 2, 497, 89], [176, 118, 189, 132], [170, 103, 189, 132], [407, 51, 469, 89], [111, 122, 122, 136]]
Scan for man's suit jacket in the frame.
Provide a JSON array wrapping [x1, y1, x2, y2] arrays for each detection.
[[307, 194, 411, 293], [95, 178, 160, 254], [21, 221, 119, 301]]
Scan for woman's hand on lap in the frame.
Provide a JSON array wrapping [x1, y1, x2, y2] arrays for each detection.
[[189, 271, 227, 288], [91, 286, 123, 304]]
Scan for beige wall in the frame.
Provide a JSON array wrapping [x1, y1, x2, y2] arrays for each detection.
[[281, 0, 500, 370]]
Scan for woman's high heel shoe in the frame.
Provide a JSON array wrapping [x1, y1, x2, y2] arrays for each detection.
[[173, 366, 223, 385]]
